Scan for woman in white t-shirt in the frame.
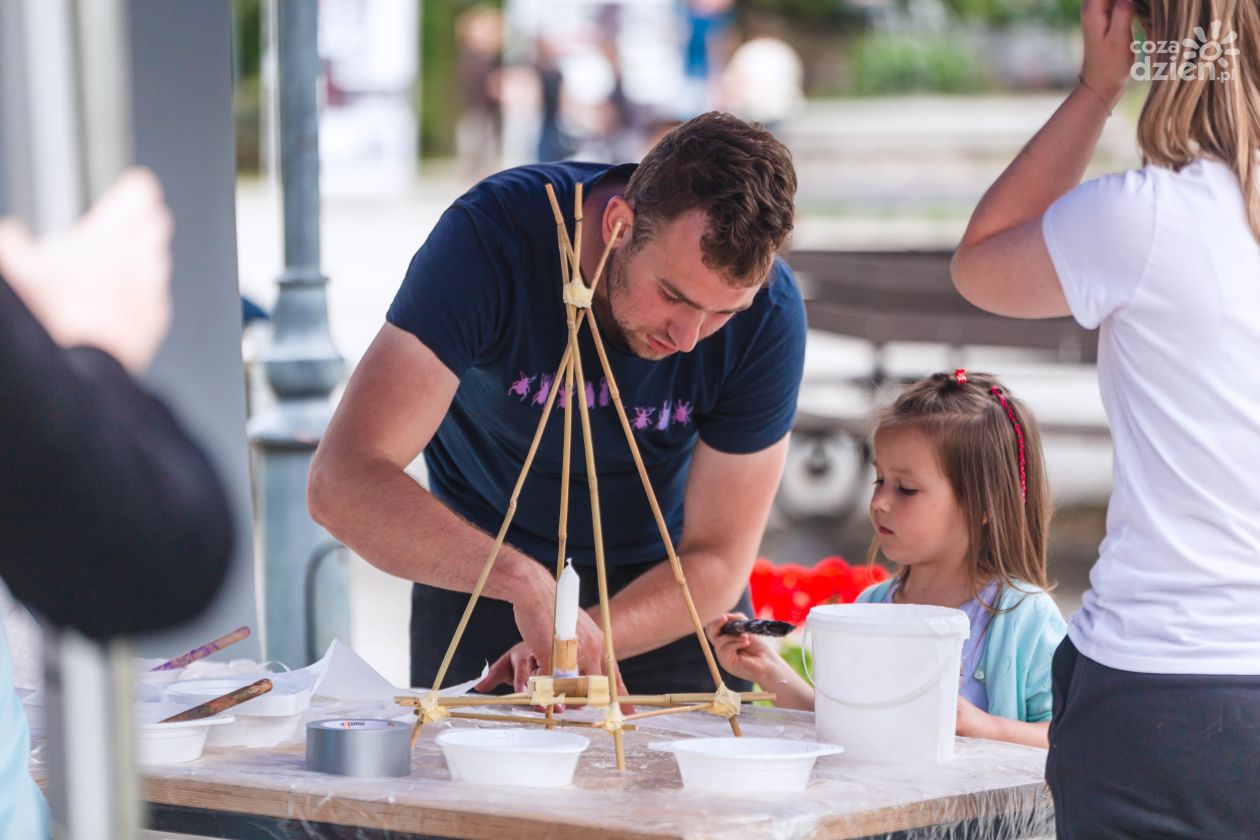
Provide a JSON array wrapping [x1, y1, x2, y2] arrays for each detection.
[[951, 0, 1260, 834]]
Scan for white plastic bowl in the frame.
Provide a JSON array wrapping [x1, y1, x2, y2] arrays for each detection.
[[134, 702, 235, 764], [164, 675, 311, 748], [435, 728, 590, 788], [652, 737, 843, 794], [134, 657, 187, 702]]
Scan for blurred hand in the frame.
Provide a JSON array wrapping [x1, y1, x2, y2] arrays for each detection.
[[0, 167, 173, 374], [704, 612, 782, 687], [1080, 0, 1136, 107]]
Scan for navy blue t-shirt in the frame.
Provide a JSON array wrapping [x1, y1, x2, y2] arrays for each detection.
[[387, 162, 806, 569]]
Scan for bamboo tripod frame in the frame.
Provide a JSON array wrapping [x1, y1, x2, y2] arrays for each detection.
[[400, 184, 773, 770]]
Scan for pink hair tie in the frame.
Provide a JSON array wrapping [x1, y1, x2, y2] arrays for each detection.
[[953, 369, 968, 385], [990, 386, 1027, 501]]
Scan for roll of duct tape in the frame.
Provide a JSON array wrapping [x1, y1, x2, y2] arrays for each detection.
[[305, 719, 411, 777]]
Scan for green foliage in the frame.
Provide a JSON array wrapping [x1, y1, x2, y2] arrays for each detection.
[[740, 0, 862, 28], [779, 641, 812, 681], [937, 0, 1079, 28], [851, 32, 988, 95]]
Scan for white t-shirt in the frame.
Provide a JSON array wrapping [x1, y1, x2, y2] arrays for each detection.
[[1043, 157, 1260, 675]]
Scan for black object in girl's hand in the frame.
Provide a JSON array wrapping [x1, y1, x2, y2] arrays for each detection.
[[720, 619, 795, 637]]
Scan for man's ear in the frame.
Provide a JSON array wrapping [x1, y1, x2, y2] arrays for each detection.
[[603, 196, 633, 248]]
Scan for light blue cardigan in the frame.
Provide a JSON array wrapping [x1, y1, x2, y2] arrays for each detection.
[[856, 578, 1067, 723]]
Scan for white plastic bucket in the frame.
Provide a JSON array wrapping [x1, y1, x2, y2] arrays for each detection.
[[805, 603, 969, 765]]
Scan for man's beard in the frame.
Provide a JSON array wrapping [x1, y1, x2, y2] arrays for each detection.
[[592, 246, 633, 353]]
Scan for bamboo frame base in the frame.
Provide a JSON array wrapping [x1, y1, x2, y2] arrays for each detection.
[[408, 183, 767, 769]]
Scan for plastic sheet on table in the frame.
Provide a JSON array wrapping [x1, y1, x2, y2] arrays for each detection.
[[51, 705, 1054, 839]]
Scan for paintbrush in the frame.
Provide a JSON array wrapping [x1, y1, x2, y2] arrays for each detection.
[[720, 619, 795, 637], [150, 625, 251, 672], [158, 678, 272, 723]]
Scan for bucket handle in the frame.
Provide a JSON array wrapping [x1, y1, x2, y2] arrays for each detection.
[[802, 627, 957, 710]]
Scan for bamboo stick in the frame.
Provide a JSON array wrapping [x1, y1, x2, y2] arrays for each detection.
[[417, 689, 774, 709], [548, 227, 578, 732], [428, 350, 574, 694], [573, 183, 583, 289], [445, 710, 638, 731], [620, 703, 712, 723], [568, 330, 626, 770], [583, 314, 743, 737]]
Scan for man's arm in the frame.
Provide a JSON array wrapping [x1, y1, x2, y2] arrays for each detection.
[[307, 323, 605, 678], [595, 436, 790, 660]]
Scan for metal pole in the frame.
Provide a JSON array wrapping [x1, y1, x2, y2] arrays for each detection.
[[248, 0, 347, 668], [1, 0, 139, 836]]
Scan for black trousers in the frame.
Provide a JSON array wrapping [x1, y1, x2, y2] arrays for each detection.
[[409, 559, 754, 695], [1046, 637, 1260, 838]]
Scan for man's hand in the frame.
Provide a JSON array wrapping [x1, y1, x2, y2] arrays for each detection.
[[476, 596, 611, 693], [0, 168, 173, 374]]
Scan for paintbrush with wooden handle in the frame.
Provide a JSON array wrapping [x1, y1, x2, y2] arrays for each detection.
[[158, 678, 272, 723]]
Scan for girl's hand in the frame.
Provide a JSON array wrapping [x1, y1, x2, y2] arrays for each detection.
[[705, 612, 783, 686], [1080, 0, 1136, 108], [956, 696, 1051, 748], [955, 695, 996, 740]]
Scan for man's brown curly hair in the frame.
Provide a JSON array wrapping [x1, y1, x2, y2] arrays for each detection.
[[622, 112, 797, 287]]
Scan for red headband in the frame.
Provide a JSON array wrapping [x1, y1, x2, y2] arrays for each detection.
[[989, 386, 1027, 501]]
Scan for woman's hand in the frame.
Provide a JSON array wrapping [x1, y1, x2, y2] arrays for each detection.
[[1080, 0, 1136, 110]]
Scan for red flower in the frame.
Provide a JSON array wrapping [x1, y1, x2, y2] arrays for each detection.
[[748, 556, 889, 624]]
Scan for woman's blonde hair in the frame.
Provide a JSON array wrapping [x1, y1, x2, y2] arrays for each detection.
[[1133, 0, 1260, 239], [867, 371, 1052, 611]]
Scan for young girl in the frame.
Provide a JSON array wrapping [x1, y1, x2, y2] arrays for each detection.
[[708, 370, 1067, 749]]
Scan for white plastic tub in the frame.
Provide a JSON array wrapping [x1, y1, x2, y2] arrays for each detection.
[[805, 603, 970, 765], [652, 737, 842, 794], [435, 728, 590, 788], [134, 702, 235, 764], [164, 675, 311, 748]]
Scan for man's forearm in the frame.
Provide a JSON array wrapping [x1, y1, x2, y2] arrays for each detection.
[[592, 549, 753, 660], [309, 454, 551, 608], [962, 86, 1111, 246]]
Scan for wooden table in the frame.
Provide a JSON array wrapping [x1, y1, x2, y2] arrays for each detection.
[[48, 706, 1055, 839]]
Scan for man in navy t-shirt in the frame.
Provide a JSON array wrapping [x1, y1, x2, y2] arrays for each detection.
[[309, 113, 805, 695]]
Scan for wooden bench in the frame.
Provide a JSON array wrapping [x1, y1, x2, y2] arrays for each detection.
[[781, 249, 1106, 519]]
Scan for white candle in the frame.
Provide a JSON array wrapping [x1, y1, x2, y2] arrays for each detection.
[[555, 559, 580, 641]]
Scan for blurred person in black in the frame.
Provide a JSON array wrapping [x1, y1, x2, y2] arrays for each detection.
[[0, 168, 233, 836]]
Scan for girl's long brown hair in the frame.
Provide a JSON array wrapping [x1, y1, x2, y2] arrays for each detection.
[[867, 372, 1052, 612], [1132, 0, 1260, 240]]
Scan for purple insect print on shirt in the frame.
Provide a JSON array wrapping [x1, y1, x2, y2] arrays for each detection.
[[632, 407, 656, 430], [673, 400, 693, 426], [532, 374, 553, 406], [657, 400, 672, 431], [508, 372, 536, 401], [585, 381, 596, 408], [598, 379, 610, 407]]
